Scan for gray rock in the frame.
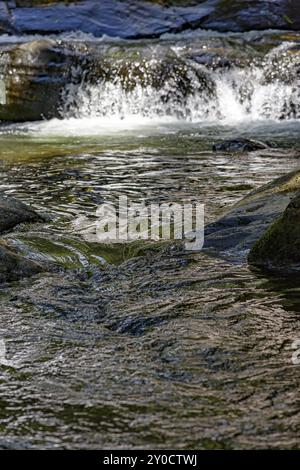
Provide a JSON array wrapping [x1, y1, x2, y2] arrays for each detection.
[[0, 194, 44, 282], [248, 192, 300, 272], [0, 1, 299, 38], [0, 39, 80, 121], [201, 0, 300, 33], [0, 1, 215, 38], [0, 193, 43, 234], [204, 168, 300, 262], [0, 240, 43, 283], [212, 139, 270, 153]]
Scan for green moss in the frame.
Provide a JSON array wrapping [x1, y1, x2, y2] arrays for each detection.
[[248, 193, 300, 269]]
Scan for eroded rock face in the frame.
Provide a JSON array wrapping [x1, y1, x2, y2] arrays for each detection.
[[0, 1, 300, 38], [0, 194, 44, 282], [201, 0, 300, 33], [248, 192, 300, 272], [0, 38, 219, 121], [0, 40, 80, 121], [0, 1, 215, 38]]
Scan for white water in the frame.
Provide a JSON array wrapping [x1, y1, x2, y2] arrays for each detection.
[[4, 40, 300, 137]]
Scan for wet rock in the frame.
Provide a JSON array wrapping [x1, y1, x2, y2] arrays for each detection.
[[204, 167, 300, 262], [0, 194, 44, 282], [0, 1, 300, 38], [2, 0, 215, 38], [212, 138, 270, 153], [248, 192, 300, 272], [0, 241, 43, 283], [0, 39, 217, 121], [0, 193, 43, 233], [0, 40, 80, 121], [62, 44, 217, 119], [201, 0, 300, 33]]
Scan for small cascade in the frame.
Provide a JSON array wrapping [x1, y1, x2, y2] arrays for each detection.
[[61, 41, 300, 124]]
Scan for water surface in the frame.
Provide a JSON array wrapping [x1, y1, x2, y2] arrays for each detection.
[[0, 31, 300, 449]]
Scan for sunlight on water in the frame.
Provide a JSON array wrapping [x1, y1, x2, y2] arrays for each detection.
[[6, 41, 296, 137], [1, 29, 300, 450]]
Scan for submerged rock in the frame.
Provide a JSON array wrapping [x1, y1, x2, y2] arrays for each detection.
[[0, 40, 80, 121], [0, 193, 43, 233], [0, 241, 43, 283], [0, 194, 44, 282], [204, 167, 300, 262], [248, 192, 300, 272], [212, 139, 270, 153]]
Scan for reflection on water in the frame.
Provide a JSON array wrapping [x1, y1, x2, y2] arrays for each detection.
[[0, 120, 300, 449]]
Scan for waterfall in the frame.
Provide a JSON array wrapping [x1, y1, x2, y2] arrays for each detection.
[[59, 41, 300, 125]]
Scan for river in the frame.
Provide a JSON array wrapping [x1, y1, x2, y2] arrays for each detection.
[[0, 29, 300, 449]]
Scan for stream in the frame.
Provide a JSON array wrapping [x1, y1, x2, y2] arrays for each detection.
[[0, 29, 300, 449]]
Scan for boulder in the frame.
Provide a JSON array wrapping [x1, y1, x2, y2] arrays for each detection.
[[248, 192, 300, 272], [0, 39, 80, 121], [0, 1, 215, 38], [0, 194, 44, 282], [0, 241, 43, 283], [201, 0, 300, 33], [0, 0, 300, 38], [0, 1, 300, 38], [0, 193, 42, 233], [204, 167, 300, 262]]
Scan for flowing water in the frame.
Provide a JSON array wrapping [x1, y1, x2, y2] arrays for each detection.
[[1, 30, 300, 449]]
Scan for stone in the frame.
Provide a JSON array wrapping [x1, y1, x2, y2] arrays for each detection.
[[0, 40, 79, 121], [0, 193, 43, 234], [0, 194, 44, 282], [212, 138, 270, 153], [204, 167, 300, 263], [248, 192, 300, 272], [0, 240, 43, 283], [0, 1, 300, 39]]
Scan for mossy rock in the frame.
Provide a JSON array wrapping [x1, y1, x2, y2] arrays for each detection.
[[204, 166, 300, 263], [248, 192, 300, 271]]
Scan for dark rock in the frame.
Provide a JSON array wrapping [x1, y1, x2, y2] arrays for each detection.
[[204, 168, 300, 262], [0, 39, 81, 121], [0, 1, 300, 39], [0, 193, 43, 233], [0, 194, 44, 282], [248, 192, 300, 272], [3, 0, 215, 38], [0, 240, 43, 283], [201, 0, 300, 33], [212, 138, 270, 153]]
